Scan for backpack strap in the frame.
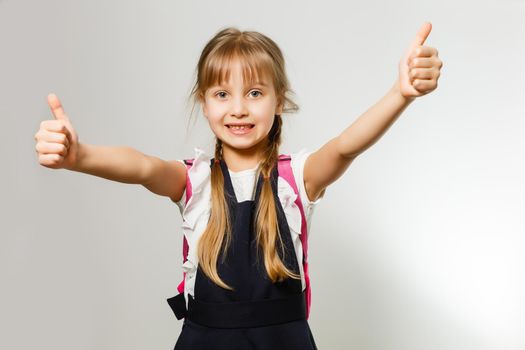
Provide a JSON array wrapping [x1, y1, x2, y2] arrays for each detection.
[[277, 154, 312, 320]]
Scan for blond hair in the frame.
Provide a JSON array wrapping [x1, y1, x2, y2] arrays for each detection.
[[187, 27, 300, 290]]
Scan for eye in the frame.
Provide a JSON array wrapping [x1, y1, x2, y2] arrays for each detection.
[[215, 91, 227, 99], [250, 90, 262, 98]]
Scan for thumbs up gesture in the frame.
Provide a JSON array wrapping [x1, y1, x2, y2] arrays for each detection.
[[34, 93, 80, 170], [398, 22, 443, 99]]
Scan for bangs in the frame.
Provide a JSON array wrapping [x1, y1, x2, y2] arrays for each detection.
[[202, 44, 274, 91]]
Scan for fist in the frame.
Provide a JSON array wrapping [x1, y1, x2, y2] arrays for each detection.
[[398, 22, 443, 99], [34, 93, 80, 170]]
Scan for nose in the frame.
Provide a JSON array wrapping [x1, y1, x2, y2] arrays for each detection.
[[230, 95, 248, 118]]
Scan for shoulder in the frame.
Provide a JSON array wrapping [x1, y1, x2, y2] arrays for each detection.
[[173, 148, 213, 212], [167, 159, 188, 203]]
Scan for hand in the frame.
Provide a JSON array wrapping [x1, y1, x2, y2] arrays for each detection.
[[34, 93, 80, 170], [397, 22, 443, 99]]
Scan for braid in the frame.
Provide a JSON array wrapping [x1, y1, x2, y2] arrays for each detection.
[[253, 114, 300, 284], [212, 137, 232, 265], [214, 138, 223, 163], [259, 114, 282, 181]]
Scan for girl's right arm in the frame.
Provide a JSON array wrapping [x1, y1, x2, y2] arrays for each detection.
[[64, 144, 187, 203], [35, 93, 186, 203]]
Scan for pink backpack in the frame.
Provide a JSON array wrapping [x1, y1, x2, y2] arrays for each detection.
[[172, 154, 313, 320]]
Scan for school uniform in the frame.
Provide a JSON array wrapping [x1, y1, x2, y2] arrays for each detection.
[[167, 148, 325, 350]]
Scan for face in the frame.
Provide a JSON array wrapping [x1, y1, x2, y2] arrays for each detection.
[[201, 59, 283, 162]]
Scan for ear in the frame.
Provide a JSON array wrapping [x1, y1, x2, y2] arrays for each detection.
[[202, 103, 208, 119], [275, 99, 283, 116], [198, 92, 208, 119]]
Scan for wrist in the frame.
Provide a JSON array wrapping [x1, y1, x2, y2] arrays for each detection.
[[391, 79, 416, 105], [69, 143, 87, 172]]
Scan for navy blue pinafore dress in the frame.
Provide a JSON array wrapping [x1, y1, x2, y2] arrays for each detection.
[[172, 157, 318, 350]]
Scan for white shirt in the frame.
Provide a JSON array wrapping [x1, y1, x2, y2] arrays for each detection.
[[173, 147, 326, 308], [175, 148, 324, 225]]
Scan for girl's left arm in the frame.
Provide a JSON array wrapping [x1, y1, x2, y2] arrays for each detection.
[[303, 22, 443, 202]]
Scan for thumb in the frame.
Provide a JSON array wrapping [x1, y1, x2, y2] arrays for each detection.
[[47, 93, 70, 123], [47, 93, 75, 145], [409, 22, 432, 48]]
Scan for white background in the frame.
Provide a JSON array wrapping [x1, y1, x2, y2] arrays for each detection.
[[2, 0, 524, 349]]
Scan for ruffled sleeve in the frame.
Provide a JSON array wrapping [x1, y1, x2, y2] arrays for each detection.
[[276, 175, 306, 290], [290, 148, 326, 222], [174, 160, 187, 214], [175, 147, 213, 309]]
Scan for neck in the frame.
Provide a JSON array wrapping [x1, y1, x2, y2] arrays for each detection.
[[220, 139, 269, 172]]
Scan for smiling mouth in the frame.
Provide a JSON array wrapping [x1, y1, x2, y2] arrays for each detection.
[[226, 124, 255, 129]]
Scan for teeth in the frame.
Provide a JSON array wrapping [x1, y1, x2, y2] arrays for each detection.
[[229, 125, 252, 130]]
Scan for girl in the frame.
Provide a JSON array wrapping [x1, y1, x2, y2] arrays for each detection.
[[34, 23, 442, 349]]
